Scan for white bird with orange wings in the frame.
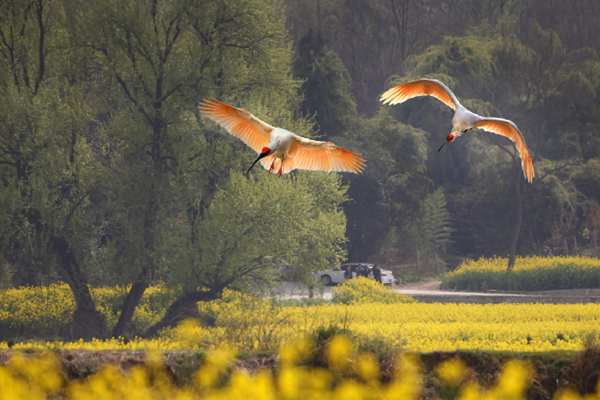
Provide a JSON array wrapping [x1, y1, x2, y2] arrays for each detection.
[[380, 79, 534, 182], [199, 99, 365, 176]]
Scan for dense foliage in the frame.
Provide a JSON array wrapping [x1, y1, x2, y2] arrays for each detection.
[[442, 256, 600, 291], [285, 0, 600, 272]]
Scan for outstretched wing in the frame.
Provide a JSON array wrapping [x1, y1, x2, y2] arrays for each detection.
[[199, 99, 273, 154], [474, 118, 535, 183], [286, 135, 365, 174], [380, 79, 460, 110]]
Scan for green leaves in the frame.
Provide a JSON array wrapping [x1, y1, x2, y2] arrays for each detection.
[[170, 171, 347, 293], [294, 29, 357, 138]]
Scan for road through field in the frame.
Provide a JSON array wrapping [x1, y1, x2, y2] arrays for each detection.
[[278, 281, 600, 304], [278, 280, 468, 300]]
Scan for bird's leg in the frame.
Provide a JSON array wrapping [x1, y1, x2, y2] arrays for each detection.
[[277, 158, 285, 178], [268, 159, 275, 174]]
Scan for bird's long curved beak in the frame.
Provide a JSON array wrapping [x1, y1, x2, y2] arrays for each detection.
[[437, 140, 449, 155], [246, 151, 269, 174]]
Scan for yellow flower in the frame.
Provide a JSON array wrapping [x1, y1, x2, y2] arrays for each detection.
[[490, 360, 533, 399], [278, 367, 300, 399], [356, 353, 380, 381], [436, 358, 467, 386], [327, 335, 354, 370]]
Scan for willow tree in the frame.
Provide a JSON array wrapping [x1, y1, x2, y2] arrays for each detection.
[[67, 0, 305, 337], [0, 0, 108, 338]]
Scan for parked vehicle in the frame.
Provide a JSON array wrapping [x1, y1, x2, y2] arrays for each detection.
[[315, 263, 396, 286]]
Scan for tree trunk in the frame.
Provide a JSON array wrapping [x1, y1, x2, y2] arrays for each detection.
[[143, 288, 223, 338], [26, 208, 106, 339], [111, 184, 158, 337], [572, 235, 578, 255], [507, 170, 524, 272], [316, 0, 321, 34], [112, 121, 163, 338], [111, 276, 150, 338], [563, 236, 569, 256], [52, 235, 107, 340], [592, 231, 598, 257]]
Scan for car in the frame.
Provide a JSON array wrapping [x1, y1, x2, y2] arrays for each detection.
[[315, 263, 396, 286]]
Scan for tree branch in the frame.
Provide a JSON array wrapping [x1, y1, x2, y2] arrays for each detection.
[[534, 160, 581, 184], [114, 72, 154, 125], [33, 0, 46, 95]]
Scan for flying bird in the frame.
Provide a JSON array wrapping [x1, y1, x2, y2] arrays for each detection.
[[199, 99, 365, 176], [380, 79, 534, 182]]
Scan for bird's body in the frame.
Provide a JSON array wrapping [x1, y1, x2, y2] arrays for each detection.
[[199, 99, 365, 176], [452, 106, 481, 132], [380, 79, 534, 182], [265, 128, 294, 159]]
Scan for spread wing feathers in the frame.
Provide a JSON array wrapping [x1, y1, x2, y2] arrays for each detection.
[[380, 79, 459, 110], [288, 136, 365, 173], [474, 118, 535, 183], [199, 99, 273, 154], [259, 155, 297, 175]]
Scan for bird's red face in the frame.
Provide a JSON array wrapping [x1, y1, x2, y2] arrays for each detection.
[[437, 134, 455, 155], [246, 147, 271, 174]]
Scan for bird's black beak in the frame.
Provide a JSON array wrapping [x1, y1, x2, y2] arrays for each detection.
[[246, 151, 269, 174], [437, 140, 449, 155]]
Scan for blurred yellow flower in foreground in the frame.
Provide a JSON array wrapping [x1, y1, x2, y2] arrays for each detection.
[[327, 335, 354, 370], [2, 336, 600, 400], [436, 358, 467, 386]]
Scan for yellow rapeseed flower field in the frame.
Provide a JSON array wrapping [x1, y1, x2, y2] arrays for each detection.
[[0, 284, 177, 337], [443, 256, 600, 291], [451, 256, 600, 274], [1, 287, 599, 352]]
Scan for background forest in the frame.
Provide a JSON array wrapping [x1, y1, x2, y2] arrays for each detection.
[[1, 0, 600, 339]]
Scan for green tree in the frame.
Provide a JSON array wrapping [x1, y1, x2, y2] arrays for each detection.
[[339, 109, 429, 261], [293, 29, 357, 137], [70, 0, 301, 338], [406, 189, 452, 273], [0, 0, 108, 338], [145, 171, 347, 335], [285, 0, 434, 114]]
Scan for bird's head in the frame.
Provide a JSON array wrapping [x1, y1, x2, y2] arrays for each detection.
[[436, 134, 455, 155], [246, 147, 271, 174]]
